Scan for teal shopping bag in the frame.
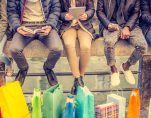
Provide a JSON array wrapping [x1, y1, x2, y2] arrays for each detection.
[[32, 88, 42, 118], [75, 86, 94, 118], [64, 95, 75, 118], [42, 84, 65, 118]]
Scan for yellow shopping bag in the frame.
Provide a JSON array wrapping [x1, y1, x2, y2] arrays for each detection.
[[0, 81, 30, 118]]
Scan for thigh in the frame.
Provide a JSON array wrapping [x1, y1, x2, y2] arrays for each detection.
[[39, 29, 63, 51], [10, 33, 34, 51], [129, 27, 147, 47], [77, 28, 92, 48], [103, 29, 120, 46], [62, 28, 77, 47]]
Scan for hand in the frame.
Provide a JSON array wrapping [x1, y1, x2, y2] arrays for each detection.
[[108, 23, 119, 32], [65, 13, 74, 21], [120, 27, 131, 39], [78, 13, 88, 21], [17, 27, 33, 36], [39, 26, 52, 36]]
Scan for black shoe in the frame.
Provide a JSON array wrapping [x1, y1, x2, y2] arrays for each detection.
[[80, 76, 84, 87], [71, 77, 85, 95], [43, 65, 58, 86], [15, 69, 28, 86]]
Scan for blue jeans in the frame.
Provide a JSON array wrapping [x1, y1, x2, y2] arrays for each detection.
[[146, 28, 151, 46], [9, 23, 63, 70]]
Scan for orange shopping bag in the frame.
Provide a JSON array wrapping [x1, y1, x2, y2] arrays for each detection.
[[127, 89, 140, 118]]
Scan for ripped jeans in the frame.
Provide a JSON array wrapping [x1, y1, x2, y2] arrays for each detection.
[[9, 23, 63, 70], [103, 27, 148, 66]]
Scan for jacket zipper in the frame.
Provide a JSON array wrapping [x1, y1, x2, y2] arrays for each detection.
[[39, 0, 46, 21], [21, 0, 27, 23]]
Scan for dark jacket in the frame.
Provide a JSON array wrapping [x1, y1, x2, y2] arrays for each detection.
[[7, 0, 61, 34], [96, 0, 140, 35], [59, 0, 96, 39], [140, 0, 151, 36]]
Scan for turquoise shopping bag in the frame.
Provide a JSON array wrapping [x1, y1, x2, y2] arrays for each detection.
[[42, 84, 64, 118], [32, 88, 42, 118], [64, 95, 75, 118], [75, 86, 94, 118]]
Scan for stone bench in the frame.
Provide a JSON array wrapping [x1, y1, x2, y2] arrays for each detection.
[[4, 37, 151, 57]]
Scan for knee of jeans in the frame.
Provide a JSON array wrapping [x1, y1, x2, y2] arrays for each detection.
[[136, 43, 148, 54], [9, 47, 23, 55], [104, 39, 114, 48], [50, 46, 63, 55]]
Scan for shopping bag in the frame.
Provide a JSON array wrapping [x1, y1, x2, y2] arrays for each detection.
[[95, 102, 119, 118], [127, 89, 140, 118], [42, 84, 64, 118], [0, 81, 30, 118], [64, 95, 75, 118], [148, 98, 151, 118], [0, 109, 2, 118], [32, 88, 42, 118], [75, 86, 94, 118], [107, 94, 126, 118]]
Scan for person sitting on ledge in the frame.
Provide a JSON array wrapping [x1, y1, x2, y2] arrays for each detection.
[[96, 0, 147, 87], [7, 0, 63, 86], [0, 0, 13, 77], [140, 0, 151, 46], [59, 0, 96, 94]]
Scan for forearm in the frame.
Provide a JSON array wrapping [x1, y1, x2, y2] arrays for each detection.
[[7, 0, 21, 31], [125, 0, 140, 30], [96, 0, 110, 28]]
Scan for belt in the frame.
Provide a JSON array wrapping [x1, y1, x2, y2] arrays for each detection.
[[22, 21, 46, 24]]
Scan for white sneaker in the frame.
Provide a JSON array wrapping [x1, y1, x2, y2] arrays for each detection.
[[110, 72, 120, 87], [120, 65, 135, 85]]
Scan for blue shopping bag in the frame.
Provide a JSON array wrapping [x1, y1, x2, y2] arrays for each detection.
[[64, 95, 75, 118]]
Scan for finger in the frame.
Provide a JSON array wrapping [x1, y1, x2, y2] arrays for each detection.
[[123, 35, 127, 39], [42, 27, 47, 30], [120, 32, 124, 39], [125, 35, 130, 39]]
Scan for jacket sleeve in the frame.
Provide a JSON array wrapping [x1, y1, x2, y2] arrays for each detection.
[[7, 0, 21, 32], [60, 12, 68, 21], [46, 0, 61, 29], [85, 0, 95, 20], [96, 0, 110, 29], [0, 0, 8, 40], [125, 0, 140, 30], [141, 0, 151, 25]]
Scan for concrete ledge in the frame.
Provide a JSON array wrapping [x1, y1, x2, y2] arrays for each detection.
[[4, 38, 151, 57]]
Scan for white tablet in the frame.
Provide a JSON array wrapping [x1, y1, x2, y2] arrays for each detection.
[[69, 7, 86, 19]]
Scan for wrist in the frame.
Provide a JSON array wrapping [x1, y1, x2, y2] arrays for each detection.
[[124, 26, 130, 30]]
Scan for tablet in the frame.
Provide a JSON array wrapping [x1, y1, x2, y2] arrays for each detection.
[[69, 7, 86, 19]]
